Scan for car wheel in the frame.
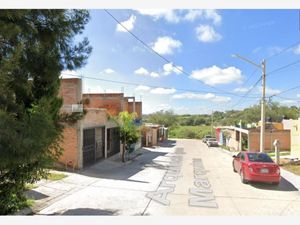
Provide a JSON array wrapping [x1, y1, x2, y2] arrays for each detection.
[[272, 182, 280, 186], [233, 162, 237, 172], [240, 170, 248, 184]]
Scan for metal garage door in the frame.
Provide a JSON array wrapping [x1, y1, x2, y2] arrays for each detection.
[[83, 128, 95, 167], [107, 127, 120, 157]]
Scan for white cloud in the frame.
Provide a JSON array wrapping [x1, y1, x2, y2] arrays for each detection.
[[134, 67, 149, 75], [150, 87, 176, 95], [195, 25, 222, 43], [102, 68, 115, 74], [134, 67, 159, 78], [297, 94, 300, 98], [135, 9, 180, 23], [257, 86, 281, 95], [150, 72, 160, 78], [156, 103, 172, 111], [281, 100, 297, 105], [116, 15, 136, 32], [204, 9, 222, 25], [152, 36, 182, 55], [163, 62, 183, 75], [136, 9, 222, 25], [294, 44, 300, 54], [135, 85, 151, 92], [184, 10, 203, 22], [234, 87, 251, 93], [60, 70, 78, 78], [213, 96, 231, 103], [172, 92, 231, 103], [190, 65, 243, 86]]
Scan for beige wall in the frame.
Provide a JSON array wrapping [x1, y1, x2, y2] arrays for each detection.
[[249, 130, 290, 152], [291, 120, 300, 158]]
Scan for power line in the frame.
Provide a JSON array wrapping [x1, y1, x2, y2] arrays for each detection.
[[230, 76, 262, 109], [61, 72, 260, 98], [103, 9, 248, 98], [270, 83, 300, 98], [265, 40, 300, 61], [267, 58, 300, 76]]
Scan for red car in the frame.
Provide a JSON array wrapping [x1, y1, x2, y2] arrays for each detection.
[[232, 151, 281, 185]]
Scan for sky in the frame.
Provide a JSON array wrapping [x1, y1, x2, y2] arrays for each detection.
[[61, 9, 300, 115]]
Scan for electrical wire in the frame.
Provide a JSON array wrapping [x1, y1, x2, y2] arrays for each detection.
[[103, 9, 253, 98], [61, 72, 260, 98]]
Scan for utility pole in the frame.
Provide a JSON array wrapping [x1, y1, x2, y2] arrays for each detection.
[[232, 54, 266, 153], [239, 120, 242, 151], [211, 110, 214, 136], [260, 60, 266, 153]]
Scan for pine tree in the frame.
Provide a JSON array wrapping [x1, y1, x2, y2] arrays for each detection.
[[0, 10, 92, 214]]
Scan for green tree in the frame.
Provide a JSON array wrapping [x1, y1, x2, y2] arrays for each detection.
[[114, 112, 140, 163], [148, 110, 178, 127], [0, 10, 91, 214]]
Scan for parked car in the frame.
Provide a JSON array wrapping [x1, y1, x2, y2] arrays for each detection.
[[232, 151, 281, 185], [206, 138, 218, 147], [202, 135, 212, 143]]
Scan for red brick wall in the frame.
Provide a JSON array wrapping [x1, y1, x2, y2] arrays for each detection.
[[82, 109, 108, 128], [59, 78, 82, 105], [58, 126, 79, 168], [249, 130, 290, 151], [127, 101, 142, 119], [83, 93, 124, 116]]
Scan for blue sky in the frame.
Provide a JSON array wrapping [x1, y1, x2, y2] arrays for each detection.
[[62, 9, 300, 114]]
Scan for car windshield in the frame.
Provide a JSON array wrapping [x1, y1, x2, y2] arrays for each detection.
[[208, 138, 216, 141], [247, 153, 273, 163], [205, 136, 212, 138]]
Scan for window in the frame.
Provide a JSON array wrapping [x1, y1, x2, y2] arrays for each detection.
[[241, 153, 245, 161], [247, 153, 273, 163]]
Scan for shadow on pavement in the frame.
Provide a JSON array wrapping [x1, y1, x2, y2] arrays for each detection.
[[60, 208, 118, 216], [25, 190, 49, 200], [79, 140, 176, 183], [250, 177, 298, 192], [158, 140, 177, 148]]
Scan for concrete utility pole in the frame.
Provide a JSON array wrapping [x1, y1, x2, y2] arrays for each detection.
[[260, 60, 266, 153], [232, 54, 266, 153], [211, 110, 214, 136], [239, 120, 242, 151]]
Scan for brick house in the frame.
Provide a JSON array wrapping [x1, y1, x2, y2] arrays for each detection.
[[141, 124, 168, 147], [58, 78, 142, 169], [216, 123, 290, 152]]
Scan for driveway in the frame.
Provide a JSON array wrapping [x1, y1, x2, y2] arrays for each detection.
[[30, 139, 300, 215]]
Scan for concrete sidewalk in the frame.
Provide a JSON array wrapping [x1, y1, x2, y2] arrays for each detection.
[[20, 139, 300, 216]]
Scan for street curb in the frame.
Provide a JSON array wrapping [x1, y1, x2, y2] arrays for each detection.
[[14, 207, 33, 215]]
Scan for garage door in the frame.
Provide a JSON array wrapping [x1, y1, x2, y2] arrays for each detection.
[[107, 127, 120, 157], [83, 128, 95, 167]]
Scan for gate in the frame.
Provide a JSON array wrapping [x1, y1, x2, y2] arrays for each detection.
[[83, 128, 96, 167], [107, 127, 120, 157]]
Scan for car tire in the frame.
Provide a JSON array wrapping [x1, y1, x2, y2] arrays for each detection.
[[233, 163, 237, 172], [272, 182, 280, 186], [240, 170, 248, 184]]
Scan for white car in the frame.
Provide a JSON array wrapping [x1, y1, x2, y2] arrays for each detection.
[[206, 138, 218, 147]]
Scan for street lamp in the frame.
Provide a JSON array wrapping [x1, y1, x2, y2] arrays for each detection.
[[232, 54, 266, 153]]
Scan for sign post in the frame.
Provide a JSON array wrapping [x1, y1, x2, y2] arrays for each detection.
[[273, 139, 280, 164]]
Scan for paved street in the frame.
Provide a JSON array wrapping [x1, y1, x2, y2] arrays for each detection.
[[29, 139, 300, 215]]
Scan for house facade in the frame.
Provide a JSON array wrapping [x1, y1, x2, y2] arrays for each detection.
[[290, 119, 300, 158], [58, 78, 142, 169], [216, 123, 290, 152]]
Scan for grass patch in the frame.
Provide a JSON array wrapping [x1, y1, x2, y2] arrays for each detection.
[[25, 183, 38, 190], [281, 162, 300, 176], [267, 151, 290, 157], [169, 125, 212, 139], [47, 173, 67, 181], [220, 145, 230, 151]]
